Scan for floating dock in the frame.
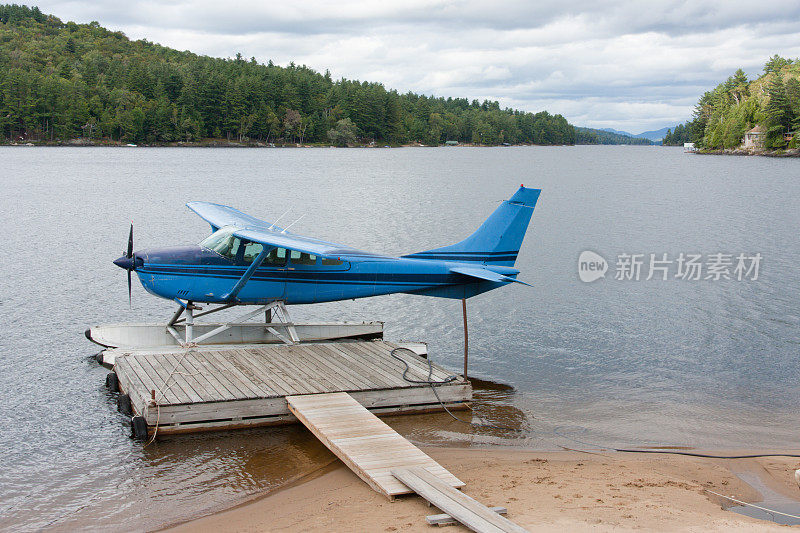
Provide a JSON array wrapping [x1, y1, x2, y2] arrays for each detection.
[[112, 340, 471, 435]]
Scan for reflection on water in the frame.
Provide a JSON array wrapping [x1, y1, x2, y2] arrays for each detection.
[[383, 377, 530, 447], [1, 146, 799, 531], [44, 424, 337, 531]]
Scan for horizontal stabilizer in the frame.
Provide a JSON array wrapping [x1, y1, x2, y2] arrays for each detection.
[[450, 266, 532, 287]]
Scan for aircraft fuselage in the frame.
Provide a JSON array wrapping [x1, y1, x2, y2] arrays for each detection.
[[126, 245, 519, 304]]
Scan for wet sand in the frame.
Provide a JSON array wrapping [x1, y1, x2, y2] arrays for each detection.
[[165, 447, 800, 532]]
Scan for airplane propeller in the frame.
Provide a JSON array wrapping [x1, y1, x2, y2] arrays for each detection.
[[113, 223, 137, 306], [126, 223, 133, 305]]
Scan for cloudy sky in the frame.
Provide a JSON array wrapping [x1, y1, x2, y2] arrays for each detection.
[[34, 1, 800, 132]]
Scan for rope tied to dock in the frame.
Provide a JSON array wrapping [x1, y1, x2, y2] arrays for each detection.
[[144, 347, 200, 446], [390, 348, 524, 434]]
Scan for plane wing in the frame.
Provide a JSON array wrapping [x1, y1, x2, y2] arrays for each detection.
[[450, 266, 532, 286], [186, 201, 388, 261]]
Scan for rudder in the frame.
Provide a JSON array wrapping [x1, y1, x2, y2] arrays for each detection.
[[403, 186, 541, 266]]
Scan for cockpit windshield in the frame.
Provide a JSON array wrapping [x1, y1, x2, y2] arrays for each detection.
[[199, 226, 240, 260]]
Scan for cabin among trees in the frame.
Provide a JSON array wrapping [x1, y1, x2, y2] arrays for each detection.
[[742, 125, 765, 150], [664, 55, 800, 151], [686, 55, 800, 150]]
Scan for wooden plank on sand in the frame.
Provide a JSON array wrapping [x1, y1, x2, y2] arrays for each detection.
[[286, 392, 464, 498], [392, 467, 528, 533], [427, 507, 508, 527]]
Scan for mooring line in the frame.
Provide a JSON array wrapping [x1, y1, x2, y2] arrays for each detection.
[[144, 348, 196, 446], [705, 489, 800, 521]]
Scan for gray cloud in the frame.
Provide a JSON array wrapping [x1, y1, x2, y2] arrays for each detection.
[[32, 0, 800, 132]]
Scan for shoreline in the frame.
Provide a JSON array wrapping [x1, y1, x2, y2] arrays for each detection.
[[163, 446, 800, 532], [0, 140, 576, 148], [0, 140, 668, 149], [693, 148, 800, 158]]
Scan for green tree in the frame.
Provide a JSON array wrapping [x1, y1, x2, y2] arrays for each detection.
[[763, 54, 793, 75], [327, 118, 356, 146], [763, 74, 791, 148], [283, 108, 301, 143], [785, 77, 800, 129], [729, 69, 749, 104]]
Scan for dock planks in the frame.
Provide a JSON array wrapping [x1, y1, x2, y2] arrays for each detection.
[[113, 341, 471, 434], [287, 392, 465, 498], [392, 467, 529, 533]]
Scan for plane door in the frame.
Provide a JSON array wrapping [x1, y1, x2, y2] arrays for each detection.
[[261, 246, 288, 301], [238, 244, 287, 302]]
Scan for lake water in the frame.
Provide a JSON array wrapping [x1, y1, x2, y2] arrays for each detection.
[[0, 145, 798, 531]]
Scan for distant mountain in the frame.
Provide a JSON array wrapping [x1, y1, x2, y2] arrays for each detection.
[[635, 127, 674, 142], [599, 127, 635, 137], [599, 126, 676, 142], [575, 127, 652, 145]]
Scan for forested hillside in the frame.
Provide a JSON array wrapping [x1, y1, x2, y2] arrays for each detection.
[[575, 127, 652, 145], [0, 4, 575, 146], [666, 55, 800, 149]]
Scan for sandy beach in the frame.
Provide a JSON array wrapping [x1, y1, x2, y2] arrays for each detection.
[[165, 447, 800, 532]]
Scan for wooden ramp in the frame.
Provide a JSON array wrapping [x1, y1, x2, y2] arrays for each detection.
[[286, 392, 464, 498], [393, 467, 529, 533]]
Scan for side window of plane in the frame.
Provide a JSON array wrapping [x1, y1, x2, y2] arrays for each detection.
[[264, 247, 287, 266], [290, 250, 318, 266], [241, 241, 264, 264]]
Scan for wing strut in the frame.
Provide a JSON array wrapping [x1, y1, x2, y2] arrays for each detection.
[[221, 247, 270, 302]]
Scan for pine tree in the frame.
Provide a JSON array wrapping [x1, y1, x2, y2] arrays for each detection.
[[730, 68, 749, 104], [764, 74, 791, 148], [763, 55, 793, 75], [785, 78, 800, 130]]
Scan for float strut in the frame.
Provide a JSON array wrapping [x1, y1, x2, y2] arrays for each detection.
[[462, 298, 468, 380], [167, 305, 184, 327], [185, 301, 194, 344]]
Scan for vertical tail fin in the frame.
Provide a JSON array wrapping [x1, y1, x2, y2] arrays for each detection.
[[403, 186, 541, 266]]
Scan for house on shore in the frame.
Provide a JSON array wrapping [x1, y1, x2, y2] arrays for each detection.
[[742, 125, 765, 150]]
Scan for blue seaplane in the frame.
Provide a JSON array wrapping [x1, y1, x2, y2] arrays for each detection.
[[113, 186, 540, 307], [104, 186, 539, 348]]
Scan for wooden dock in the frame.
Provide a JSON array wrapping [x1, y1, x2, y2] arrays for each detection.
[[112, 340, 471, 435], [287, 392, 464, 498], [110, 342, 528, 532]]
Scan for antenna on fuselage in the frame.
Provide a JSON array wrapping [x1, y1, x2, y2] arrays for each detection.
[[268, 209, 292, 231], [280, 214, 305, 234]]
